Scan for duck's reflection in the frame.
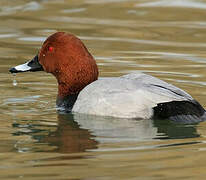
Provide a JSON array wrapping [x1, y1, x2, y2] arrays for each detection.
[[71, 114, 200, 142], [37, 114, 98, 153], [153, 119, 200, 139], [12, 113, 200, 153]]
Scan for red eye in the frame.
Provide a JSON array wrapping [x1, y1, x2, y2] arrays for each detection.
[[48, 46, 54, 52]]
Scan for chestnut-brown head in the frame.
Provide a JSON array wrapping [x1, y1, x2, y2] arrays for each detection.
[[38, 32, 98, 97], [10, 32, 99, 99]]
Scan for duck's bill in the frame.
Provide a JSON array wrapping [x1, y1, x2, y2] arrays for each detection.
[[9, 55, 43, 73]]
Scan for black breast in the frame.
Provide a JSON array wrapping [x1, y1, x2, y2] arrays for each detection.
[[56, 94, 79, 112]]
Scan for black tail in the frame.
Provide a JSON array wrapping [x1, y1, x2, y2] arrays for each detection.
[[153, 100, 206, 124]]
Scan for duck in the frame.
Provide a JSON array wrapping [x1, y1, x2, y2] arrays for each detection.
[[9, 32, 206, 123]]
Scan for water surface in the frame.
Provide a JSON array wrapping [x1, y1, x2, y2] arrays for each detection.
[[1, 0, 206, 179]]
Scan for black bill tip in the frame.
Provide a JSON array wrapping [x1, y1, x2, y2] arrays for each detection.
[[9, 67, 18, 73]]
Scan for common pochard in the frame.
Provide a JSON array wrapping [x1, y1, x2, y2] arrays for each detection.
[[10, 32, 206, 123]]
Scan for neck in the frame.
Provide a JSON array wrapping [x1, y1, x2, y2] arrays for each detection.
[[56, 82, 80, 111], [58, 81, 80, 97], [54, 55, 99, 110], [55, 71, 97, 111]]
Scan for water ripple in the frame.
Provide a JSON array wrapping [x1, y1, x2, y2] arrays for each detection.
[[80, 36, 206, 48], [137, 0, 206, 9], [0, 2, 42, 16]]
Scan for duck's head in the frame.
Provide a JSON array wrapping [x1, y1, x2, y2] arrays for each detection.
[[10, 32, 98, 98]]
